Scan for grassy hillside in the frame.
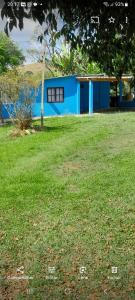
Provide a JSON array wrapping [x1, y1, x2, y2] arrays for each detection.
[[18, 62, 53, 83], [0, 113, 135, 299], [18, 63, 46, 75]]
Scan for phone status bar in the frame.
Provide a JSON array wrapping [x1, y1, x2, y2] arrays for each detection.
[[103, 2, 129, 7], [7, 2, 129, 8], [7, 2, 42, 8]]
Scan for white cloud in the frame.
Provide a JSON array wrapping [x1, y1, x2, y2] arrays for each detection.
[[0, 13, 40, 64]]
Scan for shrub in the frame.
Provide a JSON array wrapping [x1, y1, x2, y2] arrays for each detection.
[[0, 70, 39, 129]]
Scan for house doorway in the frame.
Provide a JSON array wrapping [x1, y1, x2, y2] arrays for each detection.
[[110, 82, 119, 107], [80, 82, 89, 113]]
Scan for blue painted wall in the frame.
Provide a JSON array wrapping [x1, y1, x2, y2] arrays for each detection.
[[80, 80, 110, 113], [33, 75, 79, 117], [93, 81, 110, 111], [2, 104, 14, 119], [2, 88, 36, 119], [2, 105, 10, 119], [80, 82, 89, 113], [2, 75, 135, 120], [93, 82, 100, 110]]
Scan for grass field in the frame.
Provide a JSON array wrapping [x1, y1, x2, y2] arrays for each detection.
[[0, 113, 135, 299]]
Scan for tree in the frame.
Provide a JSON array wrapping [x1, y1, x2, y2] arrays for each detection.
[[27, 24, 56, 77], [29, 23, 59, 128], [51, 43, 102, 76], [0, 32, 25, 123], [0, 70, 39, 129], [0, 32, 24, 73], [1, 1, 135, 77]]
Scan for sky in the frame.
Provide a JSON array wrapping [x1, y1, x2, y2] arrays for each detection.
[[0, 5, 63, 65], [0, 12, 42, 64]]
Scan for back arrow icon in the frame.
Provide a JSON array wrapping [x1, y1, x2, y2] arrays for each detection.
[[104, 289, 108, 294], [120, 24, 123, 30]]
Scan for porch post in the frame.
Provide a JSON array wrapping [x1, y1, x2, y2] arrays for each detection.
[[115, 82, 118, 97], [119, 80, 123, 102], [76, 81, 80, 114], [89, 80, 93, 114]]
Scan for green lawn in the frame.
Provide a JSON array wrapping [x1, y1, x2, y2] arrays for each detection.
[[0, 113, 135, 299]]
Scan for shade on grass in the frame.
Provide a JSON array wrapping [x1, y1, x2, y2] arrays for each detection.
[[0, 113, 135, 299]]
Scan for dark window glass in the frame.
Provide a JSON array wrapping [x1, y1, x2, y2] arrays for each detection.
[[47, 88, 64, 103]]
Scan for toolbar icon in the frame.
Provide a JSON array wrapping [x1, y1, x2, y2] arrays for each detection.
[[108, 16, 115, 23], [27, 2, 32, 7], [103, 2, 109, 7], [120, 24, 124, 30], [79, 266, 87, 274], [111, 266, 118, 274], [7, 2, 14, 6], [21, 2, 26, 7], [91, 16, 100, 24], [48, 266, 56, 274], [64, 288, 71, 295], [16, 266, 24, 274]]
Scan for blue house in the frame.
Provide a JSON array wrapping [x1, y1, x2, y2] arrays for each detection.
[[33, 74, 134, 117], [2, 74, 135, 120]]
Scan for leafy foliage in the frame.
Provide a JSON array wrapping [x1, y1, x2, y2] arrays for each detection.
[[0, 70, 39, 129], [51, 44, 102, 76], [0, 32, 24, 73], [1, 1, 135, 77]]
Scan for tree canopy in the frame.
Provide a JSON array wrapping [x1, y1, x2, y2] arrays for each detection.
[[0, 32, 24, 73], [1, 0, 135, 77], [51, 43, 102, 76]]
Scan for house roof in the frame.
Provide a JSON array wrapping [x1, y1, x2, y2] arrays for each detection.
[[45, 74, 133, 82], [76, 74, 133, 82]]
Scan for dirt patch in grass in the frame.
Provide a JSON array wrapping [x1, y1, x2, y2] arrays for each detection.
[[63, 162, 81, 170], [56, 162, 84, 177], [102, 132, 135, 157], [68, 184, 80, 193]]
